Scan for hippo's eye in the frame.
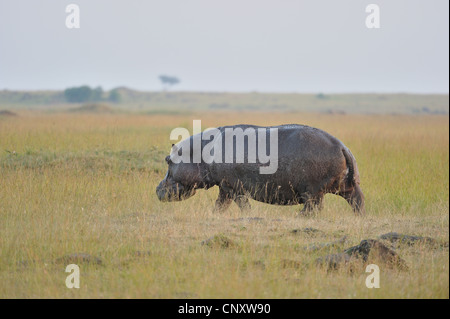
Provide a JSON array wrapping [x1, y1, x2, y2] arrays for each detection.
[[165, 156, 171, 164]]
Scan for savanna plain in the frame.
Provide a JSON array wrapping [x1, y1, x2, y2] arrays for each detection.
[[0, 104, 448, 298]]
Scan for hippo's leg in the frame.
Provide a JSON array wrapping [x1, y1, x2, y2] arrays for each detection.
[[234, 195, 251, 211], [213, 187, 233, 213], [298, 194, 324, 216], [340, 184, 366, 215]]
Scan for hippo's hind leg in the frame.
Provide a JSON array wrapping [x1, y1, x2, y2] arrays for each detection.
[[298, 193, 324, 217], [340, 184, 366, 216], [234, 195, 251, 211]]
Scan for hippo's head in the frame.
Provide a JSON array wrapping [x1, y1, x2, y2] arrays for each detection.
[[156, 155, 197, 201], [156, 143, 207, 202]]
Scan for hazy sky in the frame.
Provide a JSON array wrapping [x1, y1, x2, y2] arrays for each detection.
[[0, 0, 448, 93]]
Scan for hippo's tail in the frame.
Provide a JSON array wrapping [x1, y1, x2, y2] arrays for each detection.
[[342, 147, 365, 215], [342, 147, 360, 187]]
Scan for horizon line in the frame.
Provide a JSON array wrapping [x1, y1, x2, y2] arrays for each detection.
[[0, 87, 449, 96]]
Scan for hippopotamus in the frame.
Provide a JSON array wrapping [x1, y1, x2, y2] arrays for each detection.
[[156, 124, 365, 215]]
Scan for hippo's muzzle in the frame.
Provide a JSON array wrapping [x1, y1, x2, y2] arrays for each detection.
[[156, 177, 196, 202]]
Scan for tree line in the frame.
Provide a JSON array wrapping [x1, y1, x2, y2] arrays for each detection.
[[64, 86, 121, 103], [64, 76, 180, 103]]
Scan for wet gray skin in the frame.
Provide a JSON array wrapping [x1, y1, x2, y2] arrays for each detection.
[[156, 164, 197, 201], [156, 124, 365, 215]]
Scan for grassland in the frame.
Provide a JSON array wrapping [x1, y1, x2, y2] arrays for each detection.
[[0, 110, 448, 298], [0, 89, 448, 115]]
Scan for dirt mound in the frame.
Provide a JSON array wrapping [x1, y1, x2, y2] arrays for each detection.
[[316, 239, 408, 271], [378, 232, 447, 248], [304, 236, 348, 252], [68, 103, 114, 114], [201, 234, 236, 249], [0, 110, 18, 117]]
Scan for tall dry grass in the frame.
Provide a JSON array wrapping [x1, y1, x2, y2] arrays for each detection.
[[0, 112, 448, 298]]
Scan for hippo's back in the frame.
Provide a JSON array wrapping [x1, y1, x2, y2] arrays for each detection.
[[211, 124, 349, 205]]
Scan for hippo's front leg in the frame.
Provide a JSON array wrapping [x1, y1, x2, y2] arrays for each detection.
[[213, 187, 251, 213]]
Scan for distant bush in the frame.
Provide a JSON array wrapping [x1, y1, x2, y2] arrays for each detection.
[[92, 86, 103, 101], [108, 89, 121, 103], [0, 110, 18, 117], [64, 86, 103, 103]]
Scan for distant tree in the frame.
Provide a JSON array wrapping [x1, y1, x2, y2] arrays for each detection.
[[159, 75, 180, 91], [108, 88, 121, 103]]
